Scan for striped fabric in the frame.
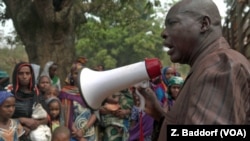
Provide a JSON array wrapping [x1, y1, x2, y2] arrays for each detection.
[[158, 37, 250, 141]]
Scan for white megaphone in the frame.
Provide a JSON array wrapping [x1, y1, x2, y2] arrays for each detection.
[[78, 58, 162, 110]]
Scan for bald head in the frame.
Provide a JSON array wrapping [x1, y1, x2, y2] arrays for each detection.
[[161, 0, 223, 64], [169, 0, 221, 27]]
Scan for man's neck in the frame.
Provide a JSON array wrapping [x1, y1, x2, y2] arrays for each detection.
[[188, 32, 222, 66]]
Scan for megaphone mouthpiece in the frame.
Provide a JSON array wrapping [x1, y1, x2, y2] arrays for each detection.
[[145, 58, 162, 79]]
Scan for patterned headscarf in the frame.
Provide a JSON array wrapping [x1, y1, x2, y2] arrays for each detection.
[[162, 67, 171, 86], [167, 76, 184, 95], [12, 62, 36, 95], [65, 57, 87, 85], [168, 76, 184, 87], [0, 90, 14, 105], [65, 61, 85, 86]]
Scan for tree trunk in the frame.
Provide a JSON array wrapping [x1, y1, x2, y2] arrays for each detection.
[[222, 0, 250, 60], [3, 0, 83, 86]]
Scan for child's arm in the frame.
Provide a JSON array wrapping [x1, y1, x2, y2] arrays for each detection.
[[16, 120, 26, 137], [85, 113, 96, 129]]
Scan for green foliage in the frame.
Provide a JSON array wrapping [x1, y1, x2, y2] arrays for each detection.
[[76, 0, 165, 70], [75, 0, 190, 76], [0, 0, 190, 77]]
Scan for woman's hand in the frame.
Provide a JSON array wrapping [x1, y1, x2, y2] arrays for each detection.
[[114, 109, 130, 118], [99, 106, 112, 115], [71, 123, 84, 140], [19, 118, 39, 130], [23, 126, 30, 136], [71, 129, 83, 139]]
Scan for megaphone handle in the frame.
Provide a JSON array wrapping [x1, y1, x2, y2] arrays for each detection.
[[135, 89, 145, 111]]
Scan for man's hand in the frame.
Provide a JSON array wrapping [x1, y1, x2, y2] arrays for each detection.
[[137, 87, 165, 121]]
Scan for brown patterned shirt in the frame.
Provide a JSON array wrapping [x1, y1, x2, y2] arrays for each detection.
[[158, 37, 250, 141]]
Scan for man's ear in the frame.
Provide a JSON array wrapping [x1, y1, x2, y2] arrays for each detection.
[[200, 16, 211, 33]]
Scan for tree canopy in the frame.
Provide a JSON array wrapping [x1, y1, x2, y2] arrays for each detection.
[[0, 0, 191, 81], [75, 0, 165, 69]]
